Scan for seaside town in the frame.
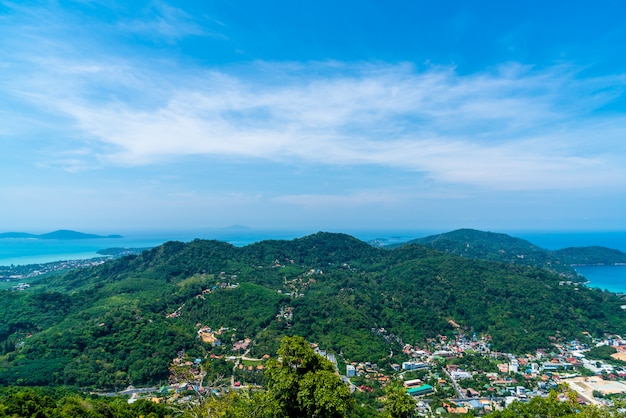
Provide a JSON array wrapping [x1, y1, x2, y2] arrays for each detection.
[[0, 248, 146, 284], [0, 258, 108, 282], [127, 317, 626, 416]]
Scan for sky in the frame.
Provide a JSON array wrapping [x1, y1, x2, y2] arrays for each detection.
[[1, 0, 626, 234]]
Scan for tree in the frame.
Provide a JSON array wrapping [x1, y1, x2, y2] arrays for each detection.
[[484, 389, 626, 418], [236, 391, 283, 418], [382, 381, 416, 418], [265, 335, 354, 417]]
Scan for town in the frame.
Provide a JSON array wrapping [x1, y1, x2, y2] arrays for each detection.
[[119, 313, 626, 416]]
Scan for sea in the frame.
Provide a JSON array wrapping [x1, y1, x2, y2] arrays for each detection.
[[1, 229, 625, 294]]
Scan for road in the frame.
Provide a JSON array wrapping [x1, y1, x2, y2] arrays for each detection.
[[441, 366, 465, 400]]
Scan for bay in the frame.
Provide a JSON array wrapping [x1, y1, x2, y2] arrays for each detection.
[[574, 265, 626, 294]]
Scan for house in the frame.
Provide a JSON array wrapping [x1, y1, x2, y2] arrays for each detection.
[[403, 379, 423, 388], [465, 388, 480, 397]]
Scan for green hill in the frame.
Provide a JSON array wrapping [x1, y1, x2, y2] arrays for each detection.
[[404, 228, 626, 277], [553, 246, 626, 266], [0, 232, 624, 389]]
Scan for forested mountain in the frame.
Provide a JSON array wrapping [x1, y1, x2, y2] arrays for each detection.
[[1, 232, 625, 389], [404, 228, 626, 277]]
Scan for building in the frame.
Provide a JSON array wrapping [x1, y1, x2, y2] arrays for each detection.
[[402, 361, 428, 371], [407, 384, 434, 397], [403, 379, 423, 388], [451, 371, 472, 380], [541, 362, 573, 372], [346, 365, 355, 377]]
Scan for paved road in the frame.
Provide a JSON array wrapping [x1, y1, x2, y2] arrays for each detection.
[[441, 367, 465, 400]]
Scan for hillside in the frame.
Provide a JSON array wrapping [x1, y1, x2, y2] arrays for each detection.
[[404, 229, 626, 277], [0, 232, 625, 389], [553, 246, 626, 266]]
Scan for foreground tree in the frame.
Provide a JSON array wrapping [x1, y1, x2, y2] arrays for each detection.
[[173, 390, 282, 418], [382, 381, 416, 418], [265, 335, 354, 417]]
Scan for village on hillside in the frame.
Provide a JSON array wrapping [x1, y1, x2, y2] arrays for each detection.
[[120, 312, 626, 416]]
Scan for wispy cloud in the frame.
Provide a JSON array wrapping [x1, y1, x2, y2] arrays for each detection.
[[19, 60, 623, 190], [2, 2, 626, 192], [117, 1, 224, 42]]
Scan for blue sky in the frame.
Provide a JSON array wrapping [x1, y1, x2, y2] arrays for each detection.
[[1, 0, 626, 233]]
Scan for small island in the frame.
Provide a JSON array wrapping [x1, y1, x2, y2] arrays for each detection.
[[0, 229, 123, 240]]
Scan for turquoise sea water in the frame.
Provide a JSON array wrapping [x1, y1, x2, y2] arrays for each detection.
[[1, 229, 626, 294], [573, 265, 626, 294]]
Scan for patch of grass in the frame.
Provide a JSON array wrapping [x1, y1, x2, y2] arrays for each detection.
[[177, 273, 214, 287], [241, 359, 264, 366], [0, 282, 15, 291]]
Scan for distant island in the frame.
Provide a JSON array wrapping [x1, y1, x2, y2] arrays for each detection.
[[0, 229, 123, 240]]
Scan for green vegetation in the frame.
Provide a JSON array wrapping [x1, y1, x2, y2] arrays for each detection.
[[265, 335, 353, 417], [382, 381, 416, 418], [0, 389, 169, 418], [3, 383, 626, 418], [0, 232, 625, 390], [405, 228, 626, 277], [485, 390, 626, 417], [586, 345, 626, 367], [172, 336, 356, 417], [554, 246, 626, 266]]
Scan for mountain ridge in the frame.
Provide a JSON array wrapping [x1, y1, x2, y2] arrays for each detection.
[[399, 228, 626, 277]]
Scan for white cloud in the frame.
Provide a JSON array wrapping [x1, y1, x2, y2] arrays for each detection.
[[4, 32, 626, 191]]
